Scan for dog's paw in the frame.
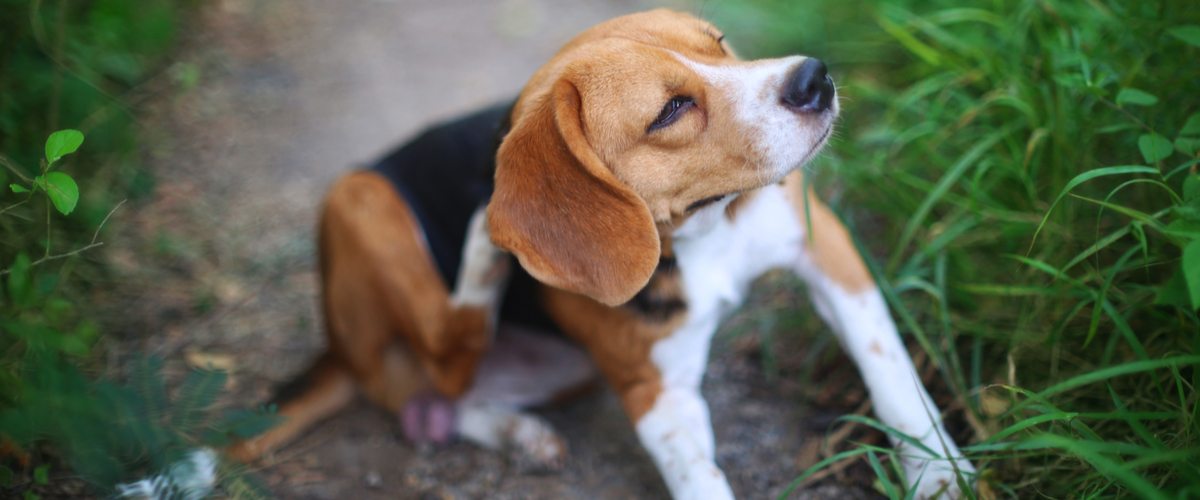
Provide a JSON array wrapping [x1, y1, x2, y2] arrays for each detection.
[[505, 412, 567, 469], [455, 403, 567, 469], [904, 456, 975, 500], [401, 392, 456, 444]]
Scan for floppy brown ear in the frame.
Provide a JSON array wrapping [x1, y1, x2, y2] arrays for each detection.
[[488, 77, 659, 307]]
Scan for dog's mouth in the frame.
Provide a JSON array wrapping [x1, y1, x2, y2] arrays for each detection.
[[685, 194, 728, 213], [795, 122, 835, 171]]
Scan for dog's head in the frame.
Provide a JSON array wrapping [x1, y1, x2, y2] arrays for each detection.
[[488, 9, 838, 306]]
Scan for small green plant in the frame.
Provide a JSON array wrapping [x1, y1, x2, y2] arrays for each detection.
[[1, 356, 281, 500], [9, 129, 83, 215], [0, 131, 280, 500]]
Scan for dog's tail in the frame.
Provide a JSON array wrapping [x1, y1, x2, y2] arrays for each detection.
[[226, 351, 356, 462]]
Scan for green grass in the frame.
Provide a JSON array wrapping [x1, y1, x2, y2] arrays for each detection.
[[713, 0, 1200, 498]]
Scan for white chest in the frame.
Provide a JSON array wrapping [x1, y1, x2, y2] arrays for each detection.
[[650, 185, 805, 389]]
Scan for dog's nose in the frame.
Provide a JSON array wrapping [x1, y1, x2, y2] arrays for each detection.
[[781, 58, 834, 113]]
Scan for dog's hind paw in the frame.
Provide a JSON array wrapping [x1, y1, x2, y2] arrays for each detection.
[[506, 412, 567, 469], [455, 402, 567, 469]]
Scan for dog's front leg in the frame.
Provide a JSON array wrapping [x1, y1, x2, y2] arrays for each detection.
[[542, 287, 735, 500], [635, 386, 735, 500], [789, 193, 974, 500], [634, 315, 734, 500]]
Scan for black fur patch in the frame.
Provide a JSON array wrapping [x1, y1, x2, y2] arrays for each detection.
[[625, 256, 687, 321]]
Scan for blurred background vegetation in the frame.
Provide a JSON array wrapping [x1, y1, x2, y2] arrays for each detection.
[[1, 1, 276, 498], [718, 0, 1200, 498], [0, 0, 1197, 498]]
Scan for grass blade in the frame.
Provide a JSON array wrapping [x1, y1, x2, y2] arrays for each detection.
[[1027, 166, 1159, 253], [889, 127, 1015, 273]]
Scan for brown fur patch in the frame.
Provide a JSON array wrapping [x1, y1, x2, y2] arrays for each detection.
[[321, 172, 490, 397], [542, 285, 684, 421], [779, 171, 874, 292], [488, 78, 661, 307]]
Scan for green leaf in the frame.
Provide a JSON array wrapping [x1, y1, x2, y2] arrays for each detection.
[[1029, 165, 1159, 251], [33, 464, 48, 485], [43, 129, 84, 165], [1185, 241, 1200, 310], [1169, 25, 1200, 48], [1017, 434, 1171, 500], [34, 172, 79, 215], [891, 126, 1014, 271], [1070, 194, 1168, 233], [1177, 205, 1200, 221], [1138, 133, 1174, 164], [865, 450, 900, 500], [1187, 175, 1200, 202], [1164, 219, 1200, 240], [837, 414, 940, 457], [875, 12, 942, 66], [1116, 88, 1159, 107], [74, 320, 99, 343], [1156, 268, 1191, 311], [0, 465, 11, 487], [210, 406, 286, 443], [1033, 356, 1200, 405], [1177, 137, 1200, 156], [132, 356, 169, 423], [1182, 113, 1200, 136], [171, 368, 228, 435], [59, 335, 89, 356], [24, 490, 39, 500], [1053, 73, 1086, 89], [777, 448, 873, 500], [9, 184, 29, 193], [981, 412, 1076, 445], [1087, 247, 1139, 345]]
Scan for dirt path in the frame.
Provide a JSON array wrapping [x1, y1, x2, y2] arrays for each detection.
[[104, 1, 884, 498]]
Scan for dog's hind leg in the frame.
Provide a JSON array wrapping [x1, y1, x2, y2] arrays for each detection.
[[324, 173, 515, 446], [452, 324, 597, 466], [323, 172, 501, 397], [226, 352, 356, 462]]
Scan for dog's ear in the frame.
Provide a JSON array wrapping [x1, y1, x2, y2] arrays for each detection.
[[488, 77, 659, 307]]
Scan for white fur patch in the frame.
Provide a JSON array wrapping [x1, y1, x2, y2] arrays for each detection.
[[455, 401, 566, 466], [115, 448, 217, 500], [635, 389, 735, 500], [451, 205, 509, 309]]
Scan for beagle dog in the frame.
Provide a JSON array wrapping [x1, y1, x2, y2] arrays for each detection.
[[229, 9, 975, 500]]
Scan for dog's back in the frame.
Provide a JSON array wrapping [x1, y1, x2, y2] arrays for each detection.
[[370, 103, 555, 334]]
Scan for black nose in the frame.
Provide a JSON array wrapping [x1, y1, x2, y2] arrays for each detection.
[[781, 58, 834, 113]]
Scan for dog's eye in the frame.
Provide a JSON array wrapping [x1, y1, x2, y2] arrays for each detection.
[[648, 96, 693, 132]]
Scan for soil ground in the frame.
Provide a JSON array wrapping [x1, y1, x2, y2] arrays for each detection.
[[92, 0, 965, 498]]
